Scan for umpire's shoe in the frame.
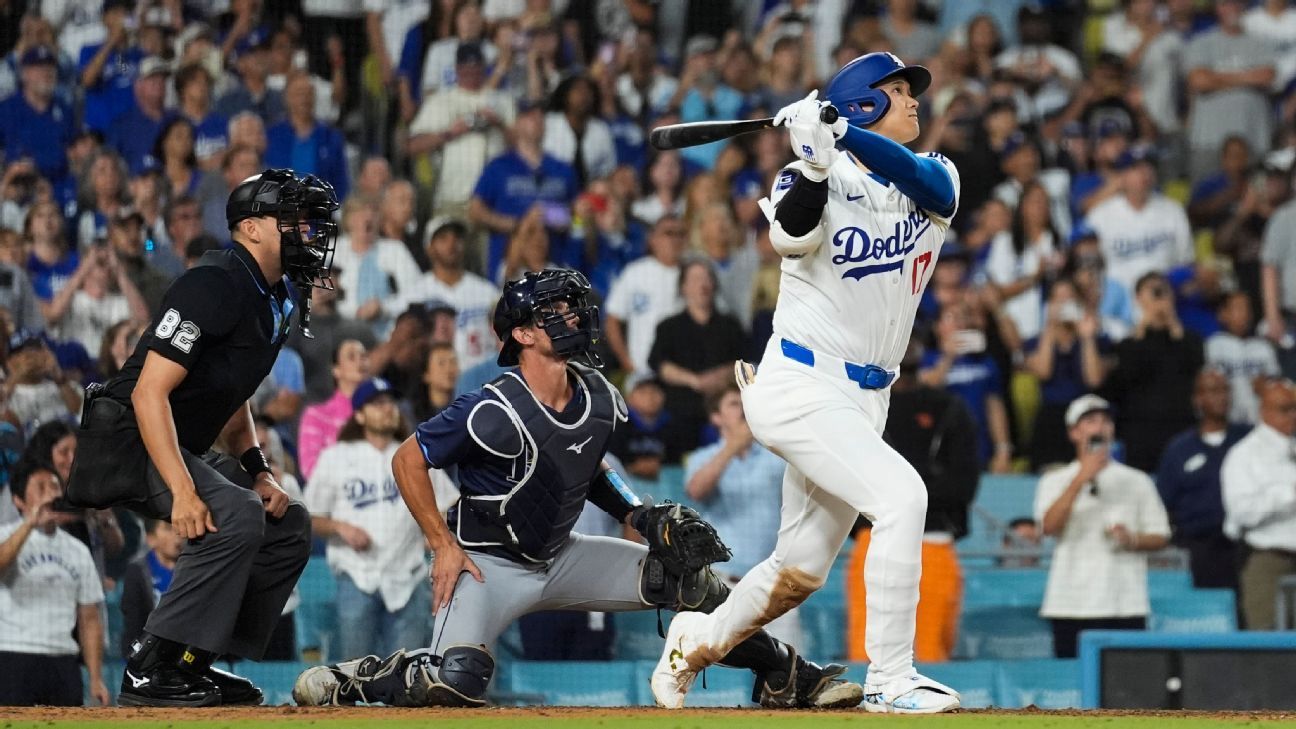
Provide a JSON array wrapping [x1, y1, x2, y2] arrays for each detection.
[[119, 634, 222, 707], [180, 646, 265, 706]]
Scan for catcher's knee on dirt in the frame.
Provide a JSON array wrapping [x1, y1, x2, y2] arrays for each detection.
[[639, 553, 730, 612], [403, 645, 495, 707]]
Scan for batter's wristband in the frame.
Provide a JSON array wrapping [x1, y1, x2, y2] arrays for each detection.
[[240, 447, 272, 477]]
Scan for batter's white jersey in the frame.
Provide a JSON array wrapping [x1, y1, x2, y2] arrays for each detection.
[[769, 152, 961, 370]]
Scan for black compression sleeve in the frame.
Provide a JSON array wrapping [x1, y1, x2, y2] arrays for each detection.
[[587, 468, 639, 523], [774, 171, 828, 237]]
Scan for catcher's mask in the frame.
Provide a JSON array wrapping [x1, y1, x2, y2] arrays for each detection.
[[226, 168, 340, 291], [493, 268, 601, 367]]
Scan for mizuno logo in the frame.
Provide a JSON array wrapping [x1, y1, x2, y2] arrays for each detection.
[[126, 671, 149, 688], [567, 436, 594, 455], [846, 193, 865, 201]]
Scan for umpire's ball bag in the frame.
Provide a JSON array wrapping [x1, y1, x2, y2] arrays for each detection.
[[65, 383, 152, 508]]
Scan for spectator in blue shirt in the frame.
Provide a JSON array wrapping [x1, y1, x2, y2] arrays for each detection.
[[265, 71, 349, 200], [0, 47, 75, 187], [920, 300, 1015, 473], [674, 36, 743, 171], [1024, 278, 1113, 470], [1187, 135, 1251, 231], [684, 385, 786, 579], [1155, 367, 1248, 590], [214, 35, 285, 125], [173, 63, 228, 169], [153, 117, 204, 201], [468, 100, 578, 277], [77, 0, 144, 134], [107, 57, 171, 175], [22, 200, 78, 313]]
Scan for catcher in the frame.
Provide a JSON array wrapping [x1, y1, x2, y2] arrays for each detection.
[[293, 269, 862, 709]]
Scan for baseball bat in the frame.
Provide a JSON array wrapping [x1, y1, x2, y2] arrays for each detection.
[[649, 106, 840, 150]]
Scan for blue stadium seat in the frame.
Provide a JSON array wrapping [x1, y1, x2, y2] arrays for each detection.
[[956, 606, 1054, 660], [614, 608, 666, 660], [507, 660, 639, 706], [996, 658, 1082, 708], [1149, 589, 1236, 633], [962, 569, 1048, 608], [959, 474, 1039, 563], [295, 556, 338, 661], [797, 602, 845, 661]]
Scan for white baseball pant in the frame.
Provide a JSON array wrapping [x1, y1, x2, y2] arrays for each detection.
[[684, 339, 927, 686]]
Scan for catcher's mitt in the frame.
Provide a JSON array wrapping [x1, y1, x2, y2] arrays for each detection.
[[631, 500, 732, 573]]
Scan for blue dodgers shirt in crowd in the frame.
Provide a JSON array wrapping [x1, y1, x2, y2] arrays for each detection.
[[922, 349, 1004, 464], [77, 43, 144, 133], [471, 149, 579, 277], [0, 94, 75, 184]]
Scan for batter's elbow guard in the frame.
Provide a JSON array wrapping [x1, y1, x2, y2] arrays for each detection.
[[767, 217, 825, 259]]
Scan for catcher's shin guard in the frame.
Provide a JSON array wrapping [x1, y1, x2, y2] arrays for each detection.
[[403, 645, 495, 707]]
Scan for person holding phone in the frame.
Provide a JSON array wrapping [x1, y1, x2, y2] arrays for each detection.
[[1035, 394, 1170, 658]]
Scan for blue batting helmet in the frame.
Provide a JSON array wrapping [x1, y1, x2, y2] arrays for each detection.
[[823, 52, 932, 128]]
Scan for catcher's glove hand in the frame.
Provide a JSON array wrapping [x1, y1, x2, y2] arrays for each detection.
[[631, 499, 732, 573]]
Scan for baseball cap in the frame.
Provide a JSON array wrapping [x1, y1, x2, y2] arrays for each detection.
[[999, 132, 1032, 161], [1065, 394, 1111, 428], [19, 46, 57, 67], [685, 35, 718, 57], [111, 207, 146, 227], [139, 56, 173, 78], [7, 328, 46, 353], [103, 0, 133, 12], [456, 42, 486, 66], [1112, 145, 1157, 171], [424, 216, 468, 247], [352, 377, 399, 410]]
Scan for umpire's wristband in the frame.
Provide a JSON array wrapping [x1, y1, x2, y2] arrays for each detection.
[[240, 447, 272, 478]]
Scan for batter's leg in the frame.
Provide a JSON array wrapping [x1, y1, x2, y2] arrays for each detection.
[[677, 378, 929, 687]]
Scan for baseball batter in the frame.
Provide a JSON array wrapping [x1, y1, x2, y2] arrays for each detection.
[[652, 52, 963, 713]]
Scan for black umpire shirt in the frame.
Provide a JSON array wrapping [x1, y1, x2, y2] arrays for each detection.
[[105, 243, 296, 455]]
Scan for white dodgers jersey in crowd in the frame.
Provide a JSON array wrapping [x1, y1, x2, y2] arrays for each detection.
[[769, 152, 960, 371]]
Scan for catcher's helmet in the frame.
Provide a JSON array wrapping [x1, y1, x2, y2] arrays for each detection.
[[823, 52, 931, 128], [493, 268, 600, 367], [226, 168, 340, 290]]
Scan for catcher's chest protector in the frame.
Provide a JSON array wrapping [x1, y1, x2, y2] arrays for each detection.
[[472, 367, 616, 561]]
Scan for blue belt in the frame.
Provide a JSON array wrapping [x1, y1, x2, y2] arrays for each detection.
[[780, 338, 897, 390]]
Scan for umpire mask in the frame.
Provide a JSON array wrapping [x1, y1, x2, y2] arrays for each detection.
[[226, 168, 340, 290]]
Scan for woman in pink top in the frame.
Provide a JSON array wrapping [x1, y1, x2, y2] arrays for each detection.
[[298, 339, 370, 479]]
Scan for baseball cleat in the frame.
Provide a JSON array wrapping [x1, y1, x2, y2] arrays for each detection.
[[798, 662, 864, 708], [118, 665, 221, 707], [757, 647, 862, 709], [861, 673, 961, 714], [293, 652, 391, 706], [650, 611, 708, 709]]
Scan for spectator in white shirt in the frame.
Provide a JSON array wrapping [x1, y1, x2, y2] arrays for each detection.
[[604, 215, 686, 379], [986, 180, 1063, 340], [1035, 394, 1171, 658], [1221, 378, 1296, 629], [1085, 148, 1194, 295], [1206, 291, 1281, 424], [331, 196, 423, 334], [543, 74, 616, 189], [407, 42, 514, 219], [305, 378, 447, 659], [0, 461, 108, 706], [398, 218, 501, 371]]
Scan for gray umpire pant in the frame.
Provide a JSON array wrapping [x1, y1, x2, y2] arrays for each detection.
[[430, 533, 649, 653], [134, 449, 311, 659]]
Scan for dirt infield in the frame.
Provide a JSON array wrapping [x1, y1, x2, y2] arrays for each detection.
[[3, 705, 1296, 725]]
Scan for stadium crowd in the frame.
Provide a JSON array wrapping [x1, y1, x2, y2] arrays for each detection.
[[2, 0, 1296, 706]]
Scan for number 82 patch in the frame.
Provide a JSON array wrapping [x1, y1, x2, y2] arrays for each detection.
[[155, 308, 201, 353]]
